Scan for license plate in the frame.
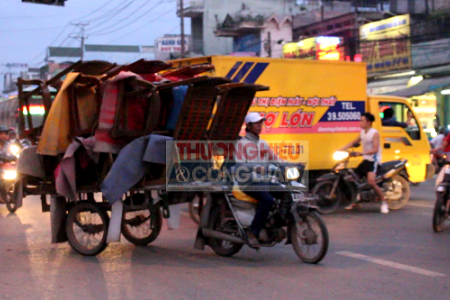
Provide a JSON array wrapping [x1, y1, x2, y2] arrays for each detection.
[[437, 186, 446, 192]]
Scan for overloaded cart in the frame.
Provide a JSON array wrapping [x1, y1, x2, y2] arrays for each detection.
[[13, 59, 270, 256]]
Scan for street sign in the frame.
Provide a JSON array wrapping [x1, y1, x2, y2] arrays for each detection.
[[22, 0, 66, 6]]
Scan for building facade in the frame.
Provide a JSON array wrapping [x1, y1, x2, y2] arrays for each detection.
[[178, 0, 308, 56]]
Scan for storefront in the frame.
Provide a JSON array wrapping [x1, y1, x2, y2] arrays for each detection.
[[385, 75, 450, 138]]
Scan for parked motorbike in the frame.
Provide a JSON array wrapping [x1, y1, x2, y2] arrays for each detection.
[[433, 164, 450, 232], [312, 147, 410, 214], [0, 143, 21, 213], [195, 163, 329, 264]]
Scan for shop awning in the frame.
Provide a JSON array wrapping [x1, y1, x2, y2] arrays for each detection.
[[385, 75, 450, 97], [367, 78, 410, 95]]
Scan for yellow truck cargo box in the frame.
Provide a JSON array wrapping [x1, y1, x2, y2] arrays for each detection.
[[169, 56, 433, 183]]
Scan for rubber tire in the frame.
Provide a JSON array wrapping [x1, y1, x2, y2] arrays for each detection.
[[208, 206, 243, 257], [66, 202, 109, 256], [121, 207, 163, 246], [386, 175, 410, 210], [433, 194, 447, 233], [188, 194, 204, 225], [291, 211, 329, 264], [188, 202, 200, 225], [2, 185, 17, 213], [312, 180, 341, 214]]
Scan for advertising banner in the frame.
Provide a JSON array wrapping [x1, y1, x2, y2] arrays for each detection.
[[283, 36, 344, 61], [359, 14, 411, 74]]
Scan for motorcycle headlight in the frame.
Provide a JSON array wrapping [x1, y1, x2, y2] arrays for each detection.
[[9, 144, 20, 157], [333, 151, 349, 161], [3, 170, 17, 180], [286, 167, 300, 180]]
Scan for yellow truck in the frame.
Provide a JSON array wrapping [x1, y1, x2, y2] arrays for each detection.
[[169, 56, 434, 184]]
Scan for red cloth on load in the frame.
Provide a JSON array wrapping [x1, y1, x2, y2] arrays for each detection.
[[140, 73, 159, 82], [94, 71, 148, 153]]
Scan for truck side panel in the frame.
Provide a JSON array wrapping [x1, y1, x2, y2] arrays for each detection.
[[212, 56, 368, 171]]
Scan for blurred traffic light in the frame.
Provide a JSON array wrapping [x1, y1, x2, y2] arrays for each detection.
[[22, 0, 66, 6]]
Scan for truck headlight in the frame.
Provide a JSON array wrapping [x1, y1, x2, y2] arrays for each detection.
[[333, 151, 349, 161], [286, 167, 300, 180], [3, 170, 17, 180]]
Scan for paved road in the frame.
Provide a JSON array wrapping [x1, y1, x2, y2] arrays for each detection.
[[1, 179, 450, 300]]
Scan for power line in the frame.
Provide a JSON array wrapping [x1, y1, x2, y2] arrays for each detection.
[[26, 24, 72, 64], [82, 0, 134, 24], [86, 0, 154, 34], [70, 0, 117, 22], [106, 7, 175, 43], [88, 0, 161, 36], [0, 26, 61, 33]]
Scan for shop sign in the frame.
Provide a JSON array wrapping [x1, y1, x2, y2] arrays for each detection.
[[157, 37, 189, 53], [283, 36, 343, 61], [360, 14, 411, 74]]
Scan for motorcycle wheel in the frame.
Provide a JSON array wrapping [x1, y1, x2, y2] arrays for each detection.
[[433, 194, 447, 233], [208, 206, 243, 257], [312, 180, 341, 214], [66, 202, 109, 256], [2, 184, 17, 213], [291, 211, 329, 264], [385, 175, 410, 210], [121, 206, 163, 246], [188, 193, 205, 225]]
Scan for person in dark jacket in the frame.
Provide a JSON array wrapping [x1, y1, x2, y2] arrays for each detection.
[[382, 108, 411, 128]]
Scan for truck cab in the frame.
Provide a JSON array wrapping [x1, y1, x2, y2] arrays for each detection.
[[369, 95, 434, 183]]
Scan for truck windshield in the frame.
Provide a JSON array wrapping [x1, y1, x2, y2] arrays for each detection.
[[379, 102, 420, 140]]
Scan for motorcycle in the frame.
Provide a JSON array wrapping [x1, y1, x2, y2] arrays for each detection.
[[194, 163, 329, 264], [433, 163, 450, 232], [0, 143, 21, 213], [312, 146, 410, 214]]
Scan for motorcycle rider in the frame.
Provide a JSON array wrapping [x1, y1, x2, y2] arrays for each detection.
[[0, 126, 15, 162], [339, 112, 388, 214], [431, 127, 447, 169], [235, 112, 285, 248]]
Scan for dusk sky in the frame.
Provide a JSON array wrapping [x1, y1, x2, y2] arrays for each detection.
[[0, 0, 190, 77]]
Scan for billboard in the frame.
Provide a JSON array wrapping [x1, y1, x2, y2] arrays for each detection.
[[283, 36, 344, 61], [359, 14, 411, 74]]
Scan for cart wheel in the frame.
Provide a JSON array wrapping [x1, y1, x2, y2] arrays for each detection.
[[66, 202, 109, 256], [121, 206, 163, 246]]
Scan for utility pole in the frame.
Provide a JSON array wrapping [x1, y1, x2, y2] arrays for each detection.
[[70, 22, 89, 60], [267, 31, 272, 57], [180, 0, 185, 58]]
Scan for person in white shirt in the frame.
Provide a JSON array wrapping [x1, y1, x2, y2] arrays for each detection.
[[339, 112, 388, 214], [430, 127, 445, 149]]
